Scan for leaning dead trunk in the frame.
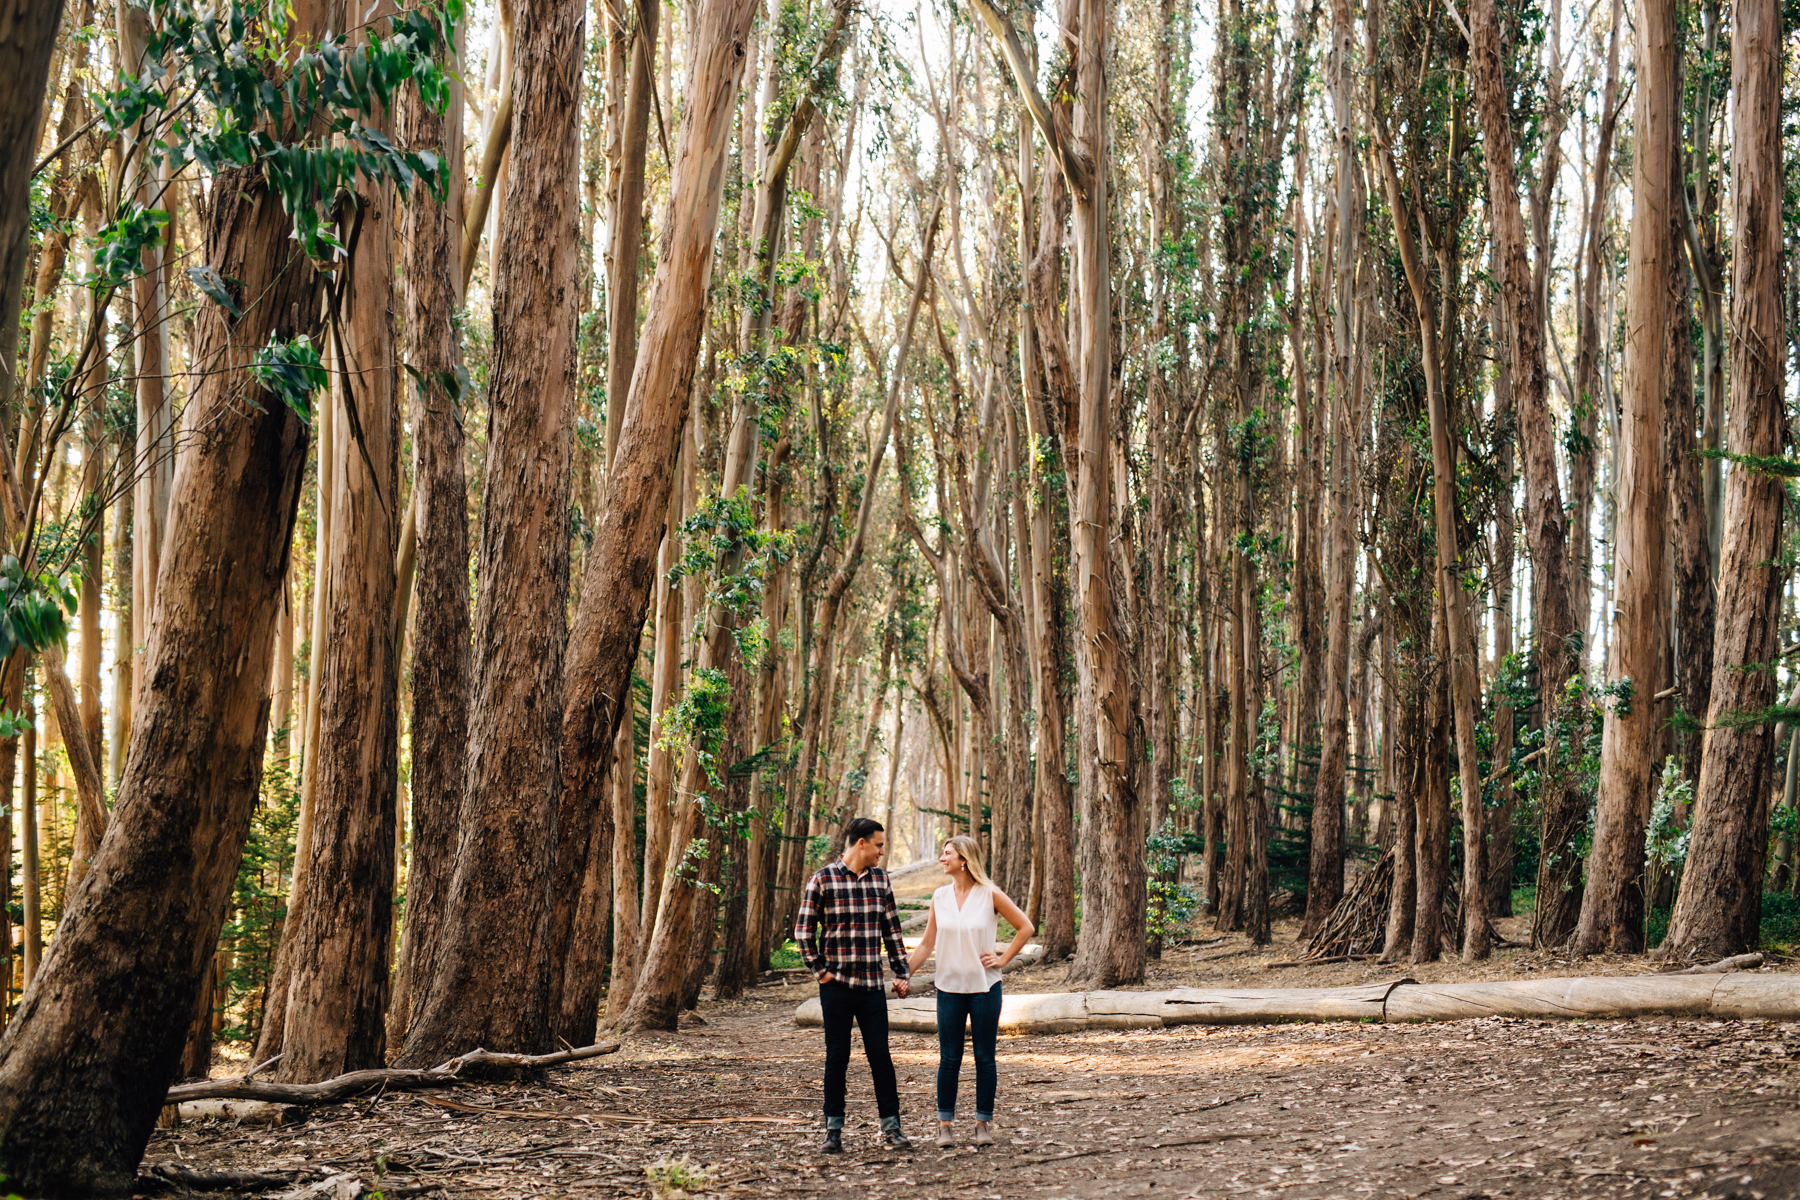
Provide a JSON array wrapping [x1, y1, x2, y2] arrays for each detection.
[[399, 0, 582, 1064], [1663, 0, 1784, 961], [0, 161, 316, 1195]]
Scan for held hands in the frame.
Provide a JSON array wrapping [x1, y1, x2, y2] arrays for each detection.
[[892, 978, 911, 998]]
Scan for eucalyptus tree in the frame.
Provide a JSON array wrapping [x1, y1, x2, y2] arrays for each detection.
[[1665, 0, 1786, 960], [0, 0, 458, 1185], [399, 0, 584, 1062]]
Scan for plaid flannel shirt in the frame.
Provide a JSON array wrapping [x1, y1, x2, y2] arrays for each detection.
[[794, 860, 910, 991]]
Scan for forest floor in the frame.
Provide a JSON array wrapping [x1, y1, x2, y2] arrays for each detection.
[[142, 913, 1800, 1200]]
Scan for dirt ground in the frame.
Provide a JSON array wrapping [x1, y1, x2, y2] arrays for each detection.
[[140, 920, 1800, 1200]]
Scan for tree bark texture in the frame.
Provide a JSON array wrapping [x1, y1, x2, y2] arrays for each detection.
[[400, 0, 582, 1063], [0, 0, 64, 399], [1664, 0, 1785, 960], [0, 161, 316, 1195], [555, 0, 760, 1034], [1469, 0, 1584, 951], [1576, 0, 1676, 956], [277, 90, 402, 1082], [389, 60, 470, 1050], [1305, 0, 1358, 938]]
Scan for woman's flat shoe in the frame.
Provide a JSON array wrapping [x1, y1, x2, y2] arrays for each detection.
[[936, 1126, 955, 1148], [972, 1124, 994, 1146]]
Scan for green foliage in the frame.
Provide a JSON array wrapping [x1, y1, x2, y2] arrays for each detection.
[[217, 733, 301, 1041], [671, 490, 798, 647], [0, 556, 79, 660], [1145, 823, 1204, 944], [104, 0, 461, 265], [769, 938, 805, 970], [1758, 892, 1800, 952], [645, 1154, 716, 1199], [1645, 757, 1692, 871], [249, 333, 328, 424], [657, 667, 732, 791], [87, 206, 171, 291]]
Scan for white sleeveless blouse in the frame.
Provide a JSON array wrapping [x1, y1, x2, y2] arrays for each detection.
[[932, 882, 1003, 993]]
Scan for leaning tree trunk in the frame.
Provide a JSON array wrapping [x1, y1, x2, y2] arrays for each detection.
[[276, 53, 402, 1079], [0, 160, 316, 1196], [1576, 0, 1675, 956], [399, 0, 582, 1064], [554, 0, 762, 1038], [1663, 0, 1784, 961], [388, 52, 469, 1051]]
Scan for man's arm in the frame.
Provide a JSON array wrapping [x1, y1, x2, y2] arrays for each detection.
[[794, 872, 827, 978]]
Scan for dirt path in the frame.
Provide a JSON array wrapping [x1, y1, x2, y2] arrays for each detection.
[[146, 944, 1800, 1200]]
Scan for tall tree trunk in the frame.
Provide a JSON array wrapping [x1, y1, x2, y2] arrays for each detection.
[[400, 0, 582, 1062], [118, 0, 175, 705], [276, 20, 403, 1075], [1469, 0, 1584, 951], [1575, 0, 1675, 956], [1663, 0, 1784, 960], [0, 156, 317, 1194], [555, 0, 762, 1036], [1569, 0, 1622, 648], [389, 50, 469, 1050], [590, 0, 660, 1030], [641, 435, 689, 961], [0, 0, 64, 416], [1305, 0, 1359, 938], [254, 355, 334, 1067]]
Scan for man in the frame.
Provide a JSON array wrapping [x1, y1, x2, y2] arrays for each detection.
[[794, 817, 913, 1153]]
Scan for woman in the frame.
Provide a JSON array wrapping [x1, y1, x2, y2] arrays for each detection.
[[906, 835, 1035, 1148]]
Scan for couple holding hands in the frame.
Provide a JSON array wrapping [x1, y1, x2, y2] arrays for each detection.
[[793, 818, 1035, 1153]]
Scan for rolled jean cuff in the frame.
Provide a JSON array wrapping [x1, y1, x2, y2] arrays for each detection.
[[824, 1115, 845, 1130], [880, 1115, 903, 1133], [975, 1109, 993, 1122], [936, 1109, 955, 1122]]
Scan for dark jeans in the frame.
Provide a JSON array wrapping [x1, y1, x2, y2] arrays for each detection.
[[819, 981, 901, 1130], [936, 981, 1002, 1121]]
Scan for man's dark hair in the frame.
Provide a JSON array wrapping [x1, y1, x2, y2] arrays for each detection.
[[844, 817, 884, 849]]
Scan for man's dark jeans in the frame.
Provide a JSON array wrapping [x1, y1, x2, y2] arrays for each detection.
[[819, 980, 901, 1131], [936, 981, 1001, 1121]]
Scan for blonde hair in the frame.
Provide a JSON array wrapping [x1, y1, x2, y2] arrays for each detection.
[[943, 835, 992, 887]]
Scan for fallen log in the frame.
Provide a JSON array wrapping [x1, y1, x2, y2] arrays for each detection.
[[165, 1041, 621, 1105], [794, 973, 1800, 1033], [795, 980, 1407, 1032]]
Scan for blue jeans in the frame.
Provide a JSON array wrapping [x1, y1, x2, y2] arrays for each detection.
[[936, 981, 1001, 1121]]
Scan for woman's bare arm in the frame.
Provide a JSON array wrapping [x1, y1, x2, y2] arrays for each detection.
[[985, 889, 1035, 968]]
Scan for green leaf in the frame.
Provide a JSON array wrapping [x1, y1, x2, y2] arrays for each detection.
[[186, 264, 244, 318]]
